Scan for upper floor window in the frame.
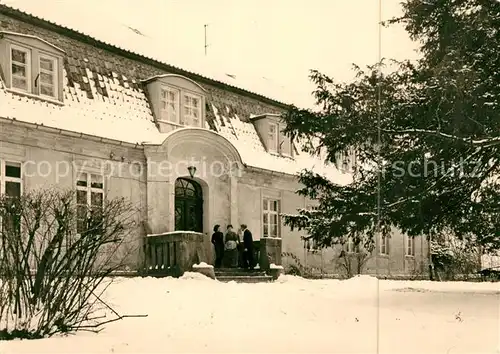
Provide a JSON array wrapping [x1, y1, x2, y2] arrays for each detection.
[[160, 86, 179, 123], [268, 123, 279, 153], [251, 115, 294, 157], [11, 45, 31, 92], [159, 87, 203, 127], [143, 74, 207, 132], [39, 54, 58, 98], [183, 93, 202, 127], [0, 32, 64, 102]]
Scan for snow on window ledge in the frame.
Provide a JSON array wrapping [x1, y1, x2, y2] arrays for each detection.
[[270, 263, 284, 269], [158, 119, 206, 130], [6, 88, 64, 106], [193, 262, 213, 269]]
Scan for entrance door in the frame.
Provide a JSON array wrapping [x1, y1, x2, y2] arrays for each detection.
[[174, 178, 203, 232]]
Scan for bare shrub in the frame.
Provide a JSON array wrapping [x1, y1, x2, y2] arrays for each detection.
[[335, 249, 372, 278], [0, 188, 140, 339], [281, 252, 315, 278], [431, 232, 481, 281]]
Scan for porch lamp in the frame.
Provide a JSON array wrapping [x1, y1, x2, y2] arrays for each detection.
[[187, 165, 197, 178]]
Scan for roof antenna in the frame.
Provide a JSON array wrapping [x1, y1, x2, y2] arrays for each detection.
[[204, 24, 209, 56]]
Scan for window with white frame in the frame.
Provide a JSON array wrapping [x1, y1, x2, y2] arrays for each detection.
[[38, 54, 58, 98], [307, 204, 319, 212], [183, 93, 202, 127], [160, 86, 179, 123], [10, 45, 31, 92], [263, 198, 280, 238], [0, 161, 23, 233], [406, 235, 415, 256], [285, 137, 294, 156], [76, 173, 104, 234], [268, 123, 279, 153], [1, 161, 22, 198], [4, 37, 63, 101], [304, 204, 318, 251], [380, 234, 390, 255], [305, 237, 319, 252], [345, 237, 355, 253]]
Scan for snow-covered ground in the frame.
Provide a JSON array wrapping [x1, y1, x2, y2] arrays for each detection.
[[1, 274, 499, 353]]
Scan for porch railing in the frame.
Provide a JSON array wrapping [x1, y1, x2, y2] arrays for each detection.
[[143, 231, 207, 277]]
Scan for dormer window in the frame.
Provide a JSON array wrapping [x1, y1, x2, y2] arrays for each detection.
[[250, 113, 295, 157], [268, 122, 279, 153], [281, 135, 293, 157], [183, 93, 202, 127], [160, 86, 179, 123], [0, 31, 65, 102], [39, 54, 58, 98], [11, 45, 31, 92], [143, 74, 207, 133]]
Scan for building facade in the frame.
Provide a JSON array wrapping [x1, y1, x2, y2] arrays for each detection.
[[0, 5, 428, 277]]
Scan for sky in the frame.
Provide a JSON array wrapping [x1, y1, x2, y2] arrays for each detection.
[[3, 0, 420, 109]]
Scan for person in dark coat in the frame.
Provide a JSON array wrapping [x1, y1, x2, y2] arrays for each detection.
[[237, 228, 245, 268], [211, 224, 224, 268], [241, 224, 254, 270]]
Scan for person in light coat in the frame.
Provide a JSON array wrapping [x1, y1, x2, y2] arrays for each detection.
[[224, 224, 239, 268]]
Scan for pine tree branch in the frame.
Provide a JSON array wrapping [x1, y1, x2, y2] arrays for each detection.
[[382, 128, 500, 148]]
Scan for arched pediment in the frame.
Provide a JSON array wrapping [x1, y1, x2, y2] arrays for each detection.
[[142, 74, 206, 94], [157, 127, 244, 169]]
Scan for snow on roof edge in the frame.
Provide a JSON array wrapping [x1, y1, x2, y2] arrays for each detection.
[[0, 115, 327, 181], [0, 30, 66, 53], [141, 74, 208, 92]]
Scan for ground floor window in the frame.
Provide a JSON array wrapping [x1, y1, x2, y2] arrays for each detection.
[[0, 160, 22, 233], [76, 172, 104, 234], [263, 198, 280, 238], [380, 234, 390, 255], [345, 237, 355, 253], [0, 161, 22, 197], [406, 235, 415, 256]]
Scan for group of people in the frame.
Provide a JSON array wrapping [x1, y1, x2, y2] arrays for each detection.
[[211, 224, 255, 269]]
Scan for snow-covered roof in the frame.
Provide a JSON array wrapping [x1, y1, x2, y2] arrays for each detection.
[[0, 72, 163, 145], [0, 3, 296, 107], [0, 4, 351, 185]]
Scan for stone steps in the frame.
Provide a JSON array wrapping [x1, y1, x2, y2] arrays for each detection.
[[214, 267, 273, 283], [216, 275, 274, 283], [214, 268, 266, 277]]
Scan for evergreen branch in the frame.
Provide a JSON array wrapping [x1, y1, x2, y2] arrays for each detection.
[[382, 128, 500, 147]]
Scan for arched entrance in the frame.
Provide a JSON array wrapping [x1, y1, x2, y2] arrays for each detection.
[[174, 178, 203, 232]]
